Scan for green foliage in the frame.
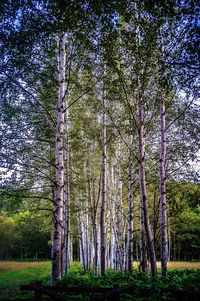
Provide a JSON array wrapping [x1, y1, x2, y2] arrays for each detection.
[[0, 210, 51, 259], [59, 262, 200, 300], [166, 182, 200, 260], [0, 261, 200, 300], [0, 212, 16, 257]]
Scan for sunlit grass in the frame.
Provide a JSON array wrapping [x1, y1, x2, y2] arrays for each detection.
[[160, 261, 200, 270], [0, 261, 50, 288], [0, 261, 200, 300], [0, 260, 200, 288], [133, 261, 200, 270]]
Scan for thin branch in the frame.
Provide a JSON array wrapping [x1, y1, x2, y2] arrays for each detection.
[[0, 190, 54, 202], [166, 155, 195, 180], [0, 69, 56, 129], [63, 76, 103, 113], [166, 96, 195, 131]]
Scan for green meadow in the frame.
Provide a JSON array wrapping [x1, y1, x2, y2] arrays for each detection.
[[0, 261, 50, 288], [0, 261, 200, 300]]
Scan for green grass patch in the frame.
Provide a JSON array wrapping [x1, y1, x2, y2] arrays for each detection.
[[0, 261, 200, 300], [0, 261, 50, 288], [0, 261, 50, 300]]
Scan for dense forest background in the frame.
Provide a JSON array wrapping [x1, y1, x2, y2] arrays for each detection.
[[0, 182, 200, 261], [0, 0, 199, 285]]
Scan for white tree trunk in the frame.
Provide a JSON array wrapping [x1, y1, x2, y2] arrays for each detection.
[[127, 156, 134, 272], [63, 108, 70, 276], [76, 193, 87, 271], [159, 96, 168, 277], [140, 207, 148, 273], [51, 33, 67, 285], [139, 104, 157, 277], [109, 165, 116, 270], [115, 152, 125, 272], [84, 189, 90, 271], [100, 87, 106, 275]]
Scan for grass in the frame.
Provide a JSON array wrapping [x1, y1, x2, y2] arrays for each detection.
[[0, 261, 50, 300], [0, 261, 50, 288], [0, 261, 200, 300], [0, 261, 200, 288], [164, 261, 200, 269], [134, 261, 200, 270]]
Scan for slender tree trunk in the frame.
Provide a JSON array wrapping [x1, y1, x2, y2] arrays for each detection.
[[139, 104, 157, 277], [140, 208, 148, 273], [63, 115, 70, 276], [135, 230, 139, 264], [93, 165, 100, 275], [65, 90, 71, 272], [84, 189, 89, 271], [51, 33, 66, 285], [109, 164, 116, 270], [85, 145, 99, 275], [111, 168, 116, 270], [93, 218, 98, 274], [79, 216, 86, 271], [90, 151, 101, 275], [92, 173, 100, 274], [118, 161, 124, 272], [159, 96, 168, 277], [135, 2, 156, 277], [76, 193, 87, 271], [168, 217, 171, 261], [106, 203, 111, 270], [127, 156, 134, 272], [115, 158, 121, 271], [100, 87, 106, 275]]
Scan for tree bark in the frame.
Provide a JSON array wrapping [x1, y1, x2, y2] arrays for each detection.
[[139, 104, 157, 277], [51, 33, 66, 285], [159, 95, 168, 277], [140, 207, 148, 273], [127, 156, 134, 272], [100, 86, 106, 275], [109, 164, 116, 270], [116, 153, 125, 272], [63, 103, 70, 276], [134, 3, 157, 277]]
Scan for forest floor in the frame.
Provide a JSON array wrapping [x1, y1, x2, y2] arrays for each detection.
[[0, 261, 200, 300], [0, 261, 50, 300]]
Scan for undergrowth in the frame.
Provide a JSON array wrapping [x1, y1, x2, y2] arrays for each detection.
[[60, 262, 200, 300], [0, 261, 200, 300]]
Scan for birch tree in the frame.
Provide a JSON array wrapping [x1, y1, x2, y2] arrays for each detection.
[[51, 33, 67, 285], [158, 33, 168, 278], [127, 149, 134, 272], [100, 83, 107, 275]]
